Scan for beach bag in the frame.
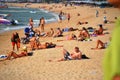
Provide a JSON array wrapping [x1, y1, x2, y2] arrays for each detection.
[[27, 52, 33, 56]]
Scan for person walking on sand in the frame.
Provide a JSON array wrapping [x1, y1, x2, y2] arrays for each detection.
[[67, 13, 71, 22], [96, 10, 99, 17], [39, 17, 45, 32]]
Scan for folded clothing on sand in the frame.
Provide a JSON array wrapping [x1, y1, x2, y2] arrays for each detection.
[[0, 55, 7, 58]]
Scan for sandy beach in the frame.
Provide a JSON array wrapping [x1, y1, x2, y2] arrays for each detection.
[[0, 3, 120, 80]]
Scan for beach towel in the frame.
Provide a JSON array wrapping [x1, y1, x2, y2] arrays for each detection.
[[87, 27, 94, 32]]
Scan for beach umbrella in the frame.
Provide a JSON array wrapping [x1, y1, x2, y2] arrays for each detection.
[[0, 18, 11, 25]]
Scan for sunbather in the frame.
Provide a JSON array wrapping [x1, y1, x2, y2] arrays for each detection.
[[53, 28, 63, 37], [77, 21, 88, 25], [93, 24, 103, 35], [29, 41, 63, 50], [91, 39, 110, 50], [78, 27, 90, 41], [57, 47, 82, 62], [57, 33, 77, 42], [3, 46, 29, 60]]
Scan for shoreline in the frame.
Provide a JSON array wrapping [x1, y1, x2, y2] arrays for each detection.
[[0, 5, 66, 33]]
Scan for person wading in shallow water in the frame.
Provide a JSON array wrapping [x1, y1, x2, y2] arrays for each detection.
[[39, 17, 45, 32]]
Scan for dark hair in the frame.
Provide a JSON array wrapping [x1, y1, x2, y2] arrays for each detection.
[[115, 17, 117, 19], [75, 47, 79, 50], [51, 28, 53, 30], [15, 32, 19, 38], [57, 28, 60, 30], [82, 27, 87, 30], [99, 24, 103, 28], [29, 18, 33, 22]]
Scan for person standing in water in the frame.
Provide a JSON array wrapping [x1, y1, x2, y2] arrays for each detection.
[[29, 18, 34, 29], [59, 10, 63, 23], [39, 17, 45, 32]]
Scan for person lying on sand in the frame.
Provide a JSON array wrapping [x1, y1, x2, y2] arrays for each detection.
[[54, 47, 82, 62], [29, 41, 63, 50], [1, 46, 30, 61], [91, 39, 110, 50], [29, 36, 40, 50], [57, 33, 77, 42], [78, 27, 90, 41], [38, 42, 61, 49], [77, 21, 88, 25], [93, 24, 103, 35], [62, 27, 78, 32], [53, 28, 63, 37], [103, 16, 118, 24]]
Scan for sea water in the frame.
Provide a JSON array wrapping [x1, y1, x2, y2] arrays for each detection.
[[0, 7, 60, 33]]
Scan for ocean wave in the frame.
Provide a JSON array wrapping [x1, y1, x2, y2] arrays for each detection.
[[9, 7, 23, 9], [3, 26, 27, 31], [39, 9, 49, 13], [50, 13, 59, 20], [45, 18, 57, 23], [0, 7, 66, 33]]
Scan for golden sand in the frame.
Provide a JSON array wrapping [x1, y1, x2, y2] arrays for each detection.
[[0, 3, 120, 80]]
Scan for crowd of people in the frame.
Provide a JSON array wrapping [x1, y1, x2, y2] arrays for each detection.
[[0, 3, 113, 63], [6, 13, 109, 62], [1, 0, 120, 80]]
